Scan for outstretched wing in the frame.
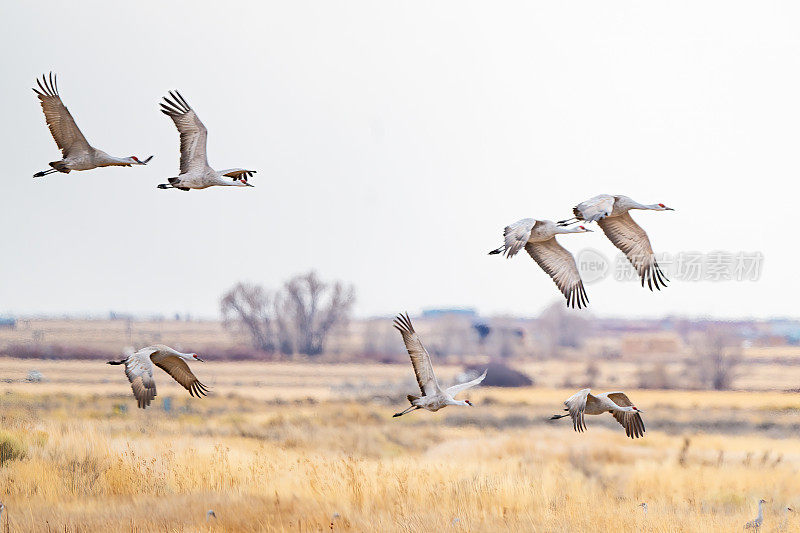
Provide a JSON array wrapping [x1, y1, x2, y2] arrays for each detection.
[[564, 388, 596, 433], [611, 410, 645, 439], [606, 392, 635, 406], [393, 313, 440, 396], [598, 212, 668, 291], [606, 392, 645, 438], [32, 73, 90, 157], [445, 369, 487, 397], [160, 91, 209, 174], [153, 356, 210, 398], [500, 218, 537, 258], [122, 346, 158, 409], [222, 169, 256, 182], [574, 195, 615, 223], [525, 238, 589, 309]]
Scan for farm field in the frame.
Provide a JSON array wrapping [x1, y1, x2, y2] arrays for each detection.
[[3, 318, 800, 392], [1, 360, 799, 532], [0, 319, 244, 353]]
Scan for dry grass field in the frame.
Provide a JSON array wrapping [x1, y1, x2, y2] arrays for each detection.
[[1, 359, 799, 532]]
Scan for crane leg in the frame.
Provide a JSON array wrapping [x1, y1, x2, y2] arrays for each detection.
[[556, 217, 579, 226], [393, 405, 420, 417], [488, 246, 505, 255], [33, 168, 57, 178]]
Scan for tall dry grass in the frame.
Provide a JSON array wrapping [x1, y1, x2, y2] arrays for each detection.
[[0, 388, 798, 532]]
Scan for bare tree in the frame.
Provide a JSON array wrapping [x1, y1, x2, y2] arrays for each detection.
[[272, 300, 295, 356], [221, 272, 355, 356], [275, 271, 355, 356], [220, 282, 275, 352]]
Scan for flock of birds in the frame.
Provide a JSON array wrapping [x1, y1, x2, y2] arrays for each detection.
[[31, 71, 666, 437], [29, 73, 786, 529], [489, 194, 673, 308], [32, 73, 255, 189], [101, 318, 644, 442], [33, 72, 672, 308], [33, 72, 656, 438]]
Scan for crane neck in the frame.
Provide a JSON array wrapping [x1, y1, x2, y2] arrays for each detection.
[[629, 200, 662, 211], [554, 226, 584, 235], [445, 398, 469, 406], [98, 153, 138, 166], [213, 174, 242, 186]]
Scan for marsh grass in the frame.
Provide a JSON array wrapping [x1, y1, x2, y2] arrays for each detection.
[[0, 386, 798, 532]]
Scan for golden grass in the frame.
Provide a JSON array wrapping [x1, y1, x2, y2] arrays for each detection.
[[1, 377, 799, 532]]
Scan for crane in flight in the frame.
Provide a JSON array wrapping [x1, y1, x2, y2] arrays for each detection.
[[32, 73, 152, 178], [489, 218, 591, 308], [392, 313, 486, 417], [550, 388, 645, 439], [558, 194, 673, 291], [158, 91, 256, 190], [107, 344, 209, 409]]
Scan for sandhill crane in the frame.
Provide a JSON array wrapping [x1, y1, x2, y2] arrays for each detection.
[[32, 73, 152, 178], [158, 91, 255, 190], [639, 502, 648, 518], [206, 510, 217, 522], [557, 194, 673, 291], [107, 344, 209, 408], [392, 313, 487, 417], [745, 499, 768, 530], [489, 218, 592, 308], [550, 388, 645, 439]]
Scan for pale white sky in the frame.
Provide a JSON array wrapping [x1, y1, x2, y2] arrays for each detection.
[[1, 1, 798, 320]]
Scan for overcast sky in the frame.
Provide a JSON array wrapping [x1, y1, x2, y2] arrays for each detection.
[[1, 1, 799, 320]]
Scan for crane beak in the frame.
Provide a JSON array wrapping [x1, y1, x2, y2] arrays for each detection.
[[245, 182, 254, 187], [195, 356, 204, 362], [665, 207, 674, 211], [140, 155, 154, 165]]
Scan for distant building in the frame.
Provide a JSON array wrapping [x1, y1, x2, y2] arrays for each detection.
[[766, 319, 800, 345]]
